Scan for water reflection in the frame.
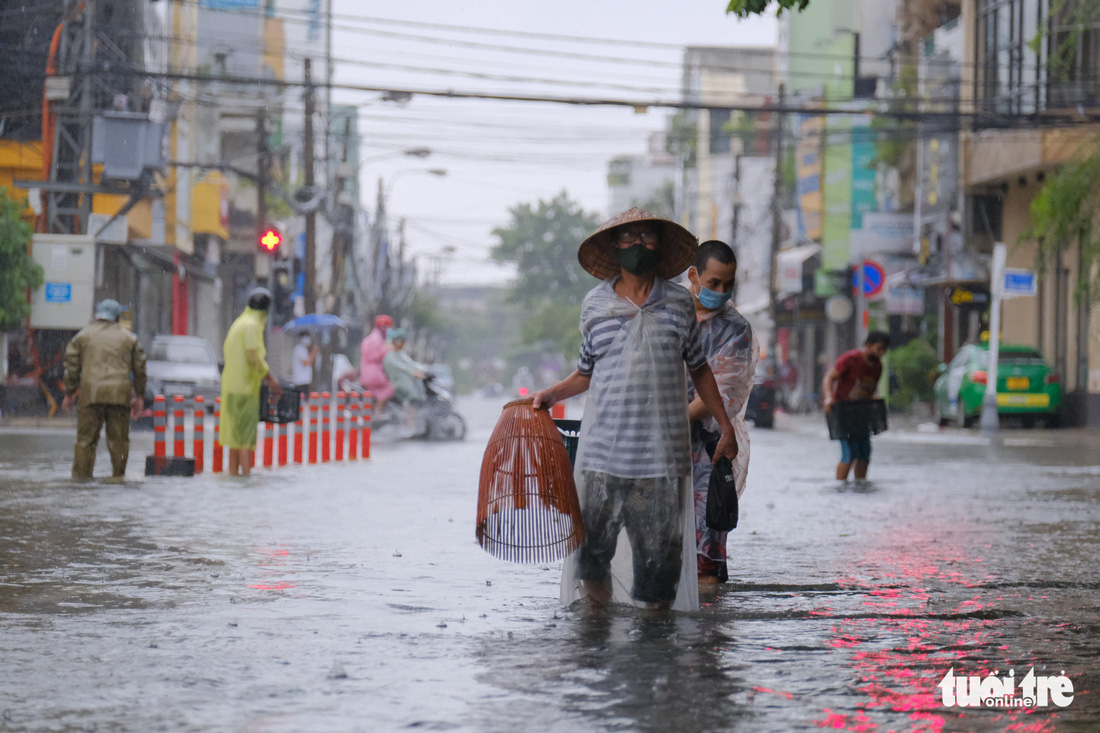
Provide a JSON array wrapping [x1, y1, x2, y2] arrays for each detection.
[[474, 611, 753, 732]]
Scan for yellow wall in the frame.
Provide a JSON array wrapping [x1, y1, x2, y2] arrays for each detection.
[[0, 141, 44, 202], [1000, 178, 1100, 394], [192, 171, 229, 240]]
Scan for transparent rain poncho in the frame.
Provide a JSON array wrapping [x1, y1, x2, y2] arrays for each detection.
[[560, 278, 700, 612], [691, 306, 760, 500]]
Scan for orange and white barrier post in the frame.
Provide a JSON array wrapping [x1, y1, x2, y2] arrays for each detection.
[[362, 391, 372, 460], [308, 392, 319, 464], [153, 395, 167, 457], [321, 391, 332, 463], [262, 418, 274, 468], [278, 421, 288, 467], [212, 397, 223, 473], [193, 396, 205, 473], [348, 392, 360, 461], [173, 395, 186, 458], [293, 393, 305, 464], [335, 391, 346, 461]]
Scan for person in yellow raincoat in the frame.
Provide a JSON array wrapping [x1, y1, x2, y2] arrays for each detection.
[[220, 288, 282, 476]]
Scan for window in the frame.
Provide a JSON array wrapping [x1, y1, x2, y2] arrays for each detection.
[[976, 0, 1100, 115], [1047, 1, 1100, 108], [976, 0, 1029, 114], [150, 338, 215, 365]]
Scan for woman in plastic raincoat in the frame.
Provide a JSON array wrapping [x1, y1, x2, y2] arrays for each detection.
[[358, 314, 396, 411], [220, 288, 282, 476]]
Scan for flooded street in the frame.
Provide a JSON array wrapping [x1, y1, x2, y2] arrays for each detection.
[[1, 398, 1098, 732]]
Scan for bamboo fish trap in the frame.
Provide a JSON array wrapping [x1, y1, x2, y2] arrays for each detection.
[[476, 398, 584, 563]]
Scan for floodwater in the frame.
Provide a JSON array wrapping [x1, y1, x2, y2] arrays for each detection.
[[1, 398, 1097, 732]]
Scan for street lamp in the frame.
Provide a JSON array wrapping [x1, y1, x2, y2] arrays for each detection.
[[382, 167, 448, 199], [360, 147, 433, 165]]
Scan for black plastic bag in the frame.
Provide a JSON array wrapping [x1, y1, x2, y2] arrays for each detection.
[[704, 440, 738, 532]]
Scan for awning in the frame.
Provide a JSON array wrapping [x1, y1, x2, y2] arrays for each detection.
[[776, 243, 821, 293], [777, 243, 821, 266]]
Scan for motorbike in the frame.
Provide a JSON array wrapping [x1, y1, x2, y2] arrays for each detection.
[[340, 372, 467, 442]]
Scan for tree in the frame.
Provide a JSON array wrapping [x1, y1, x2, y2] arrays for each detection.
[[0, 187, 42, 332], [726, 0, 810, 18], [490, 192, 602, 358], [1021, 150, 1100, 299]]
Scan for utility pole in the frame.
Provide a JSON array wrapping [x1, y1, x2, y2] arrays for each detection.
[[731, 152, 742, 303], [768, 84, 786, 364], [303, 58, 316, 314], [256, 109, 268, 284], [330, 116, 352, 316]]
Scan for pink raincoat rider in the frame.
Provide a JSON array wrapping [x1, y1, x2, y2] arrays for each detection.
[[358, 315, 396, 405]]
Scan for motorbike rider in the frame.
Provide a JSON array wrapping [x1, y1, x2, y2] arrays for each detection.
[[382, 328, 429, 405], [343, 314, 396, 413]]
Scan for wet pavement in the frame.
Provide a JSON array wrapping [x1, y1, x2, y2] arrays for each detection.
[[1, 398, 1098, 732]]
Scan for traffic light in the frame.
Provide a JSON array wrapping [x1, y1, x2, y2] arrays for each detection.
[[271, 260, 293, 326], [259, 227, 282, 256]]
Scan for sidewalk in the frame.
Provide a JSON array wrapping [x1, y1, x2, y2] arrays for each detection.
[[0, 416, 77, 430]]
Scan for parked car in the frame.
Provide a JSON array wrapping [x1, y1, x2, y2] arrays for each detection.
[[933, 342, 1061, 428], [745, 361, 777, 429], [144, 335, 221, 409]]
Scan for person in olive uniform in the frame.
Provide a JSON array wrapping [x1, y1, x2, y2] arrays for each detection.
[[62, 299, 147, 479]]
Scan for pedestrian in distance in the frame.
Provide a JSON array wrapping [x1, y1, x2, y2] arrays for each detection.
[[531, 207, 739, 613], [220, 288, 282, 476], [290, 329, 320, 394], [62, 299, 147, 480], [685, 240, 759, 585], [822, 330, 891, 481]]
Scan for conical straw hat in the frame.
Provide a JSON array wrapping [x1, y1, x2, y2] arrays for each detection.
[[476, 398, 584, 563], [577, 207, 698, 281]]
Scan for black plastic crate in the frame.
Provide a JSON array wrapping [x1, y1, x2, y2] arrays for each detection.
[[826, 399, 888, 441], [553, 418, 581, 466], [259, 382, 301, 424]]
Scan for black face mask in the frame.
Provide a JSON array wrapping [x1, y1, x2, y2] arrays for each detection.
[[616, 244, 661, 275]]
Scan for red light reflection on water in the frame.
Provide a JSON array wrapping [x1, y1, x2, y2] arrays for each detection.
[[249, 545, 301, 593], [248, 582, 297, 591], [809, 527, 1061, 732]]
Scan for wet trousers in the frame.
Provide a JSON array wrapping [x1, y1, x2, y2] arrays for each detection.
[[73, 403, 130, 479]]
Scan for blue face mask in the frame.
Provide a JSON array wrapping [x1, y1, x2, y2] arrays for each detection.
[[696, 285, 732, 310]]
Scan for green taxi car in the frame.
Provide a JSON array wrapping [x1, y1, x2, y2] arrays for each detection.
[[933, 343, 1061, 428]]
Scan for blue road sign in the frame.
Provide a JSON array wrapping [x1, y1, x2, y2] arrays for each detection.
[[1003, 268, 1037, 297], [851, 260, 886, 297]]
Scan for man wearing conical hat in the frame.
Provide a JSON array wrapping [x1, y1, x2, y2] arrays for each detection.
[[532, 207, 738, 613]]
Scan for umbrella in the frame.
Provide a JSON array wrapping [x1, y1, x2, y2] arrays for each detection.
[[283, 313, 348, 332]]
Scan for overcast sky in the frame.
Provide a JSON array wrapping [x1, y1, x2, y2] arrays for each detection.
[[326, 2, 778, 285]]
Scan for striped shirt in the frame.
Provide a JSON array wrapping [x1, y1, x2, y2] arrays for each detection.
[[577, 277, 705, 478]]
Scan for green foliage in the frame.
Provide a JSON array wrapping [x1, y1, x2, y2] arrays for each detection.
[[665, 110, 698, 168], [890, 336, 940, 408], [1030, 0, 1100, 82], [490, 192, 601, 357], [726, 0, 810, 18], [870, 65, 918, 170], [1021, 149, 1100, 299], [631, 182, 676, 220], [0, 188, 42, 332]]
